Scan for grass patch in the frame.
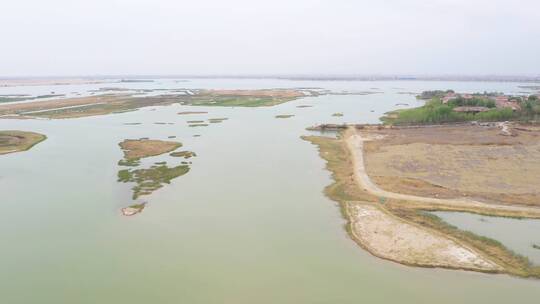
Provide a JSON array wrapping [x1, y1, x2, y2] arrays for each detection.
[[302, 135, 378, 203], [118, 164, 190, 199], [208, 118, 228, 123], [118, 159, 141, 167], [275, 114, 294, 119], [119, 139, 182, 160], [170, 151, 197, 159], [128, 203, 146, 211], [0, 130, 47, 155]]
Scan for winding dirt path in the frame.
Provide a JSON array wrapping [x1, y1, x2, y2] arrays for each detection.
[[345, 128, 540, 216]]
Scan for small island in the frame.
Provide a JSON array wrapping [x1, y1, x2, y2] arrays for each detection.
[[117, 138, 191, 212], [0, 130, 46, 155], [275, 114, 295, 119], [119, 139, 182, 160]]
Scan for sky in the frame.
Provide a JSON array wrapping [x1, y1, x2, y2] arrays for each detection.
[[1, 0, 539, 76]]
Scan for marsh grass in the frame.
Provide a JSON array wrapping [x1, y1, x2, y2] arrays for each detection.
[[118, 164, 190, 199], [170, 151, 197, 159], [275, 114, 295, 119], [0, 131, 47, 155]]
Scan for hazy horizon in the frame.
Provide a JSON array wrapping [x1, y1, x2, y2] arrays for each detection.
[[2, 0, 539, 76]]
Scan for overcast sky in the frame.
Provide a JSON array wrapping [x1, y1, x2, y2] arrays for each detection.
[[1, 0, 539, 76]]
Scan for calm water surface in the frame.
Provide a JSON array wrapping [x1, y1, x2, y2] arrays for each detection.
[[1, 79, 538, 303], [433, 212, 540, 265]]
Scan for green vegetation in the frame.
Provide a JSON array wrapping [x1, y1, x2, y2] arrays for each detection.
[[417, 90, 455, 100], [208, 118, 228, 123], [332, 113, 344, 117], [117, 138, 194, 200], [0, 94, 64, 103], [386, 90, 540, 125], [0, 130, 47, 155], [187, 120, 204, 123], [2, 90, 305, 119], [170, 151, 197, 159], [119, 139, 182, 160], [128, 203, 146, 210], [447, 96, 495, 108], [533, 244, 540, 250], [275, 114, 295, 119], [182, 96, 296, 107], [118, 159, 140, 167], [382, 99, 515, 125], [189, 123, 209, 127], [302, 135, 378, 204], [118, 164, 190, 199]]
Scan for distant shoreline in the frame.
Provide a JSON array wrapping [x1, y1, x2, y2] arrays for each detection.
[[1, 75, 539, 85]]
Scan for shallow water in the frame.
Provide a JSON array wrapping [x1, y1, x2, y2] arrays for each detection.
[[433, 212, 540, 265], [1, 79, 539, 303]]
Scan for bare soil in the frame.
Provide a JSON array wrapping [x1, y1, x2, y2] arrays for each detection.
[[363, 125, 540, 206], [347, 203, 501, 272]]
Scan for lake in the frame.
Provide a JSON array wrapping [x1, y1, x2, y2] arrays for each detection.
[[1, 79, 539, 303]]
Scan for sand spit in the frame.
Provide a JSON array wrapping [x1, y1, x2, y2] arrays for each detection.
[[347, 203, 501, 271]]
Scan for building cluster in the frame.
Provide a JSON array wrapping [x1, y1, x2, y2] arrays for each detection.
[[441, 92, 527, 111]]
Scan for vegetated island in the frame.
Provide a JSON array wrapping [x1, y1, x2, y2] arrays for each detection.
[[117, 138, 192, 216], [119, 139, 182, 160], [0, 130, 46, 155], [275, 114, 294, 119], [0, 89, 316, 119], [208, 118, 228, 123], [305, 116, 540, 278]]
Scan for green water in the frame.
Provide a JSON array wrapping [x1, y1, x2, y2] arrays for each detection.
[[1, 79, 539, 303]]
